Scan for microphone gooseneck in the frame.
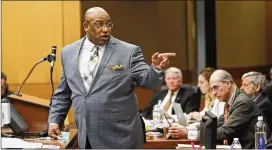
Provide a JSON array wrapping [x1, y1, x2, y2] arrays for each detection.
[[49, 46, 57, 106], [14, 57, 48, 96]]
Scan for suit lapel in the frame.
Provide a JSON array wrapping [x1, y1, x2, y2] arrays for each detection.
[[175, 89, 183, 103], [229, 89, 242, 112], [255, 93, 265, 105], [87, 36, 117, 95], [73, 37, 87, 94]]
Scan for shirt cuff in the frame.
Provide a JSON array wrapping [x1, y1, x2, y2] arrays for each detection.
[[49, 123, 59, 126], [152, 65, 163, 73], [152, 65, 164, 80]]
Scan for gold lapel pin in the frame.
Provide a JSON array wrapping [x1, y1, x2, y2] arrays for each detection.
[[108, 65, 113, 70]]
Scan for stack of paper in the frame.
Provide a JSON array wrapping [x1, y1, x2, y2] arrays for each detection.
[[2, 138, 43, 148], [176, 144, 231, 149], [42, 145, 60, 149], [176, 144, 201, 149]]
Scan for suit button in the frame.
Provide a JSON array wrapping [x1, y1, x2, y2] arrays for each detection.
[[85, 96, 89, 99]]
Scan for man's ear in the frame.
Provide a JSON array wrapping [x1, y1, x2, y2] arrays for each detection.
[[83, 22, 89, 31], [226, 80, 232, 89], [255, 84, 261, 92]]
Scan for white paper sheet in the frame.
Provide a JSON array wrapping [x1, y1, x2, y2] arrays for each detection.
[[2, 138, 43, 148]]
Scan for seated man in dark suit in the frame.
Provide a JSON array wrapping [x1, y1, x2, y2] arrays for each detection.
[[240, 71, 272, 131], [266, 83, 272, 102], [169, 70, 272, 149], [140, 67, 200, 119]]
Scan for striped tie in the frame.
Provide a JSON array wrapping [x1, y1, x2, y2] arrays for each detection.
[[82, 45, 99, 91], [164, 92, 174, 113]]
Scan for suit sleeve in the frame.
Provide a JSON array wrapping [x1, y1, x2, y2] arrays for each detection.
[[217, 100, 252, 140], [217, 114, 224, 127], [184, 88, 201, 114], [130, 46, 164, 90], [48, 50, 72, 126], [140, 92, 160, 118]]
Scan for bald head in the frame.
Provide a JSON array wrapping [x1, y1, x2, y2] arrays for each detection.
[[210, 69, 234, 84], [85, 7, 110, 22], [83, 7, 112, 46]]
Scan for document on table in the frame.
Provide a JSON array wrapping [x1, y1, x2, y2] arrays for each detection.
[[2, 138, 43, 148], [176, 144, 231, 149]]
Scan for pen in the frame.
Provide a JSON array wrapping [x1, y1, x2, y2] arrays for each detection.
[[163, 114, 171, 127]]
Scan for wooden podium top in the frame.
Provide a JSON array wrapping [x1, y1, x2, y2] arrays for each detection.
[[8, 93, 50, 108], [7, 93, 51, 132]]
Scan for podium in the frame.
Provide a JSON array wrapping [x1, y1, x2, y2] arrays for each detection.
[[8, 94, 50, 132]]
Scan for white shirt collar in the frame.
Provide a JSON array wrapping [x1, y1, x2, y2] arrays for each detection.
[[84, 37, 106, 52], [168, 88, 180, 96]]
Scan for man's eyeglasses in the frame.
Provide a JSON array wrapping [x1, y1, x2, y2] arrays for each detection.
[[88, 22, 114, 30]]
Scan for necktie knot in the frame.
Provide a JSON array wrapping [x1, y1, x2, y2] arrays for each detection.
[[163, 91, 175, 113], [92, 45, 99, 56]]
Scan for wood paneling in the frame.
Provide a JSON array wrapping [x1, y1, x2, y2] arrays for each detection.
[[2, 1, 80, 84], [266, 1, 272, 64], [80, 1, 196, 71], [216, 1, 267, 68]]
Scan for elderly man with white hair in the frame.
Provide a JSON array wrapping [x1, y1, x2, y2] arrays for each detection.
[[210, 69, 272, 148], [140, 67, 200, 119], [168, 69, 272, 149], [240, 71, 272, 130]]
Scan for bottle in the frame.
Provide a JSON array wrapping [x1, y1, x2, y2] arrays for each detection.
[[231, 138, 242, 149], [153, 100, 162, 127], [255, 116, 267, 149]]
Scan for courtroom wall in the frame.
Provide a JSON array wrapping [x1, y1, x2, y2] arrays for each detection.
[[2, 1, 81, 85], [216, 1, 267, 68], [80, 1, 197, 73]]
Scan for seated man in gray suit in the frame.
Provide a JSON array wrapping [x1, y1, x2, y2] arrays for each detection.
[[240, 71, 272, 131], [169, 70, 272, 149], [47, 7, 176, 149], [140, 67, 200, 119]]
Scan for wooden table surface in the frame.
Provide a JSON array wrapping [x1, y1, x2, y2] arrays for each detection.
[[23, 129, 78, 149], [2, 127, 78, 149], [144, 135, 199, 149]]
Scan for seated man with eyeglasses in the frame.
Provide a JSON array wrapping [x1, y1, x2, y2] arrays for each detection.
[[169, 69, 272, 149]]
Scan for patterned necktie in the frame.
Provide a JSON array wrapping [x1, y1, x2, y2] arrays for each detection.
[[82, 45, 99, 91], [223, 104, 230, 145], [164, 92, 174, 113], [224, 104, 230, 123]]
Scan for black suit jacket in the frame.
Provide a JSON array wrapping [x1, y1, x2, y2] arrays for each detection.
[[217, 90, 272, 149], [255, 93, 272, 131], [140, 84, 201, 119]]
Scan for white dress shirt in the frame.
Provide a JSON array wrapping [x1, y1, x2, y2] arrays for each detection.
[[78, 38, 106, 83], [210, 98, 225, 117], [160, 89, 180, 116], [200, 98, 225, 117]]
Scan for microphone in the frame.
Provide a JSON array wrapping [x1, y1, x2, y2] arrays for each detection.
[[49, 46, 56, 106], [14, 46, 56, 96], [50, 46, 57, 72]]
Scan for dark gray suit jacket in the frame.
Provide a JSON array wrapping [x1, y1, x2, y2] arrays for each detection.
[[48, 36, 164, 148], [217, 90, 272, 149], [255, 93, 272, 131]]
